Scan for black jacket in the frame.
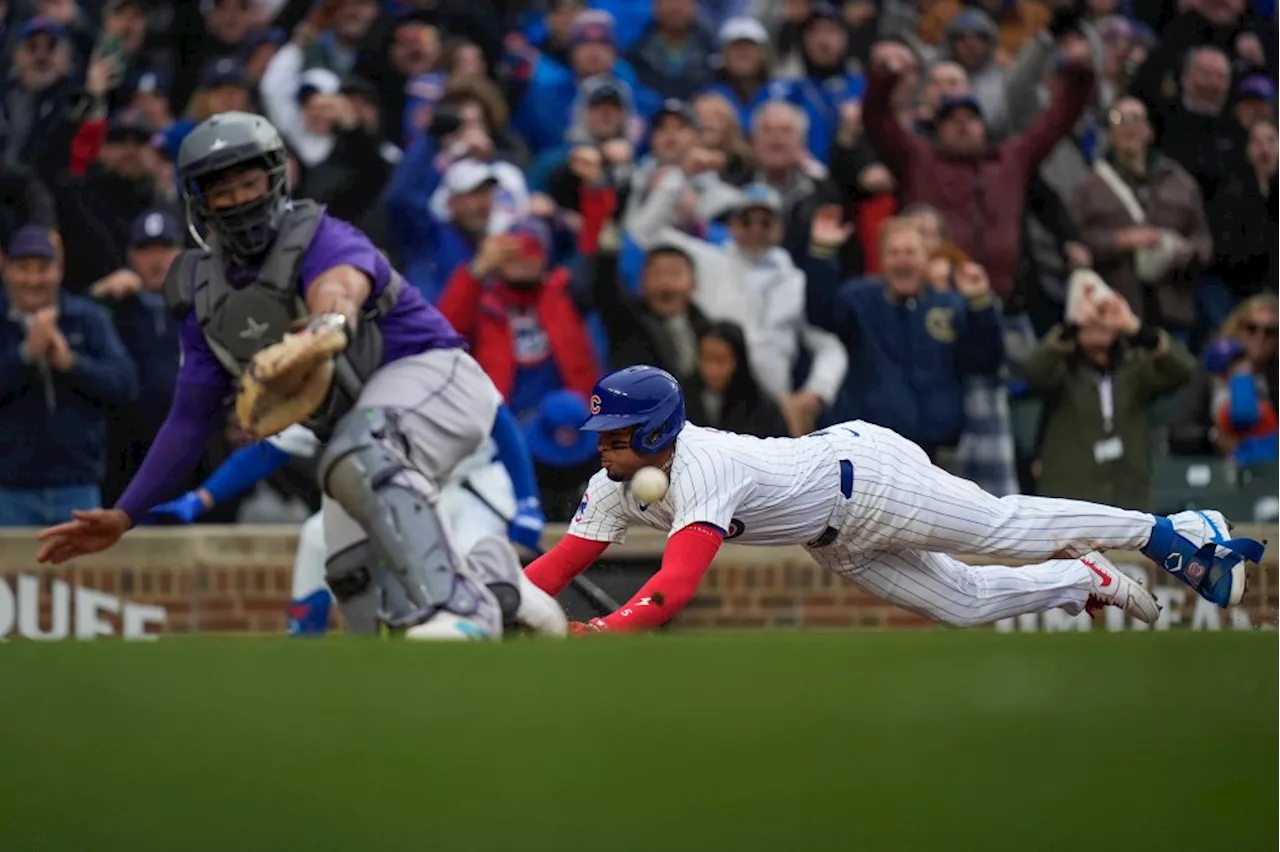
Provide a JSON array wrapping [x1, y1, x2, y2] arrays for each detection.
[[1207, 171, 1278, 296], [571, 245, 709, 386], [53, 165, 177, 293]]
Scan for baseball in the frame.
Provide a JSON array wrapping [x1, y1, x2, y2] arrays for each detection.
[[631, 466, 669, 504]]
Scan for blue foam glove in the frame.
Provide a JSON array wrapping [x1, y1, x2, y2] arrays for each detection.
[[508, 496, 546, 552], [148, 491, 208, 525]]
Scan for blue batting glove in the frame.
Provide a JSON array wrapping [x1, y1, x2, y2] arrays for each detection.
[[508, 497, 545, 552], [148, 490, 209, 525]]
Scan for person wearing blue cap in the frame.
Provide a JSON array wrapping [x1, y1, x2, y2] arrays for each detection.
[[124, 67, 174, 133], [0, 225, 137, 526], [511, 9, 654, 154], [189, 56, 254, 121]]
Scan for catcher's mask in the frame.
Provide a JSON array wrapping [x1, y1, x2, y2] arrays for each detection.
[[178, 111, 290, 258]]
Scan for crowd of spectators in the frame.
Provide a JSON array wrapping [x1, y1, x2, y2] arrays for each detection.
[[0, 0, 1276, 528]]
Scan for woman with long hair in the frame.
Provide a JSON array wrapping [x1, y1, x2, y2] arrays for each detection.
[[684, 322, 790, 438], [691, 92, 756, 185]]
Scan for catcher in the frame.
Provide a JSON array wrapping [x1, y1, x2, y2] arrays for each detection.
[[37, 112, 530, 641]]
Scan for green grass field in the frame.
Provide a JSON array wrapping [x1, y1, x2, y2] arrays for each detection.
[[1, 631, 1275, 852]]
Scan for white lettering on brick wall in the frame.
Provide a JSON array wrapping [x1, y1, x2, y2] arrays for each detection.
[[0, 576, 166, 641]]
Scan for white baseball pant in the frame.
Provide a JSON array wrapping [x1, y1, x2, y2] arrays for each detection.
[[808, 422, 1158, 626]]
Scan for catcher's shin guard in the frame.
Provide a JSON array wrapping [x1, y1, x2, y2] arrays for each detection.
[[319, 407, 483, 626], [323, 540, 416, 634]]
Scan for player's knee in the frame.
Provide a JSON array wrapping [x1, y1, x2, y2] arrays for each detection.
[[318, 406, 409, 504]]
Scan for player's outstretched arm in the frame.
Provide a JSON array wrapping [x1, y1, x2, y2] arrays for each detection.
[[581, 523, 724, 634], [148, 442, 294, 524], [525, 534, 611, 597]]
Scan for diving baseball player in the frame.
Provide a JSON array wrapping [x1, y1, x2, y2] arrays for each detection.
[[37, 112, 530, 640], [148, 406, 563, 636], [526, 365, 1266, 633]]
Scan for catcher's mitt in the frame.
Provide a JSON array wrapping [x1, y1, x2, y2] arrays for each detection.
[[235, 314, 349, 439]]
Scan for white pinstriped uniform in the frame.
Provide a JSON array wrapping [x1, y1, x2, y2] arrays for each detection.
[[569, 421, 1159, 626]]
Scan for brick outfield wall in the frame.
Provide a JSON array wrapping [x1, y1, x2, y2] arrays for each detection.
[[0, 525, 1275, 636]]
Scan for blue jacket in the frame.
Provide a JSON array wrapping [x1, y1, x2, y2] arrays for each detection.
[[806, 260, 1004, 448], [512, 55, 654, 154], [384, 133, 480, 303], [627, 22, 720, 102], [0, 290, 138, 488], [760, 73, 866, 163]]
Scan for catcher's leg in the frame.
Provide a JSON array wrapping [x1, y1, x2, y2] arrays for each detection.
[[288, 511, 332, 635], [319, 414, 503, 639], [319, 349, 507, 638]]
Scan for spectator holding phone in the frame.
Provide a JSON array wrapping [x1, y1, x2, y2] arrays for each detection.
[[1026, 273, 1194, 510], [438, 217, 600, 421]]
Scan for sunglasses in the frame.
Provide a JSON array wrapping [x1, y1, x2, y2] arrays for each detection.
[[1241, 322, 1279, 338]]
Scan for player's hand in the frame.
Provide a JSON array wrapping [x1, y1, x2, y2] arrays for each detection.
[[91, 268, 144, 300], [954, 262, 991, 300], [508, 497, 545, 553], [569, 145, 604, 185], [569, 617, 609, 635], [36, 508, 132, 564], [810, 204, 853, 249], [147, 490, 212, 525]]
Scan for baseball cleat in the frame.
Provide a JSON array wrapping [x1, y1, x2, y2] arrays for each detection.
[[1081, 552, 1160, 624], [403, 611, 501, 641], [1141, 511, 1265, 608]]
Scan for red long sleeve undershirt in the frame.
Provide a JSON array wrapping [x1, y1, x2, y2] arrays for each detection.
[[525, 524, 724, 633]]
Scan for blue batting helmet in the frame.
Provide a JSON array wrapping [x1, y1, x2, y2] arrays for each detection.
[[580, 366, 686, 453]]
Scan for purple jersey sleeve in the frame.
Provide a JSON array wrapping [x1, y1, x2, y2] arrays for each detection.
[[298, 215, 392, 301], [113, 378, 227, 522]]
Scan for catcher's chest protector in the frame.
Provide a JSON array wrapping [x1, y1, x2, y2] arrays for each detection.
[[166, 202, 399, 433]]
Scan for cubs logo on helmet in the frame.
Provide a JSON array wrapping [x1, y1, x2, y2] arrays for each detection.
[[579, 366, 686, 454]]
